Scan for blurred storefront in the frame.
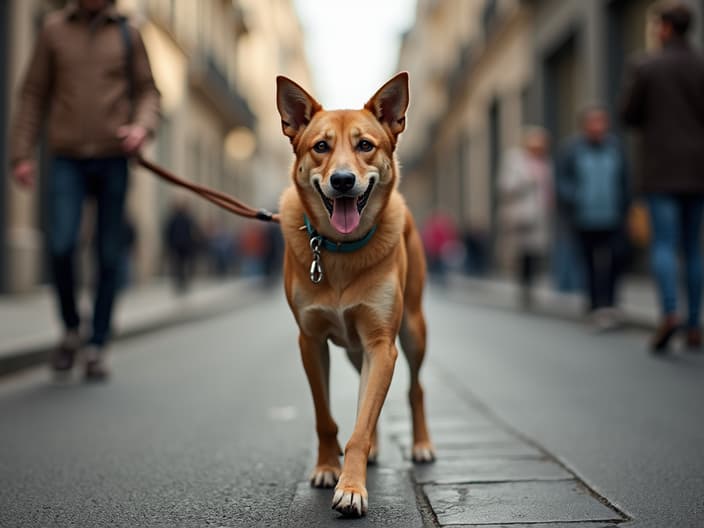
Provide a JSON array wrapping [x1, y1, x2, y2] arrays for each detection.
[[398, 0, 532, 270], [2, 0, 51, 293], [526, 0, 702, 147], [0, 0, 311, 293], [398, 0, 704, 274]]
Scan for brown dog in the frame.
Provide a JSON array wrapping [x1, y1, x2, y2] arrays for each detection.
[[276, 72, 434, 517]]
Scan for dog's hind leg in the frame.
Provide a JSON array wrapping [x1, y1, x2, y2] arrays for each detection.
[[300, 333, 342, 488], [400, 215, 435, 464], [345, 348, 379, 465], [399, 309, 435, 463]]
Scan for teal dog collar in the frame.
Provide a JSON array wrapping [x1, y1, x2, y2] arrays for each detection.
[[303, 215, 377, 253], [303, 215, 378, 284]]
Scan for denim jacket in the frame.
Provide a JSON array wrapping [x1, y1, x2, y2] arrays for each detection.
[[557, 135, 630, 230]]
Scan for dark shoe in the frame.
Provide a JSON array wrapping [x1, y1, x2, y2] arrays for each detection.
[[686, 328, 702, 351], [650, 316, 680, 353], [83, 346, 110, 382], [50, 331, 80, 372]]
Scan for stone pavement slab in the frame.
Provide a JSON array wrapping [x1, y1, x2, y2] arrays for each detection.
[[418, 443, 544, 461], [450, 523, 622, 528], [383, 416, 497, 435], [426, 420, 499, 432], [413, 457, 571, 484], [394, 428, 519, 448], [424, 480, 626, 526]]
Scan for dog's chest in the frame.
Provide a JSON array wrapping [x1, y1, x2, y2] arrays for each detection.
[[299, 304, 360, 348], [292, 279, 398, 349]]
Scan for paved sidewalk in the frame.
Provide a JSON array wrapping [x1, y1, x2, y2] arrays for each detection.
[[445, 273, 661, 328], [287, 353, 630, 527], [0, 277, 261, 377]]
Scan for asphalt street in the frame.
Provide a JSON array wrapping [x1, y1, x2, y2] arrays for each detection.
[[1, 285, 703, 527]]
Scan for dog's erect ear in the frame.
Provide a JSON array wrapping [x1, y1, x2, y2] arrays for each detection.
[[276, 76, 322, 143], [364, 72, 409, 139]]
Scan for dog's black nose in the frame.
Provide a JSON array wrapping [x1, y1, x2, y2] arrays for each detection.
[[330, 172, 356, 193]]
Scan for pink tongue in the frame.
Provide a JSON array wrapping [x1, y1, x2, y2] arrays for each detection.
[[331, 197, 361, 234]]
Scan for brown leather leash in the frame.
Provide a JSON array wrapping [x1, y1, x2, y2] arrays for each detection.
[[135, 155, 280, 224]]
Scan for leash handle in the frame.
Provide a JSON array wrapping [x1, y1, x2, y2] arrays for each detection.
[[135, 155, 280, 224]]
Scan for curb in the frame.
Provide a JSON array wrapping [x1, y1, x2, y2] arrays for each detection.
[[0, 279, 268, 379], [445, 273, 658, 331]]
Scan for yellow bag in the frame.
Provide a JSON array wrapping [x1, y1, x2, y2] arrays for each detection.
[[628, 201, 651, 248]]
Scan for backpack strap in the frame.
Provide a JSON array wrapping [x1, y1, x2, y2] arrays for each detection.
[[118, 17, 135, 120]]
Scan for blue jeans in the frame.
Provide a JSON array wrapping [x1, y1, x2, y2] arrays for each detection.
[[647, 195, 704, 328], [49, 156, 129, 347]]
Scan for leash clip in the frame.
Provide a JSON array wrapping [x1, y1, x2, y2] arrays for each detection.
[[309, 236, 323, 284]]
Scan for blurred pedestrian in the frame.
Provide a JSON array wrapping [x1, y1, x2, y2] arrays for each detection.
[[421, 211, 460, 285], [164, 201, 199, 293], [557, 107, 630, 330], [239, 224, 269, 277], [205, 220, 235, 277], [461, 227, 488, 276], [499, 127, 553, 309], [262, 221, 284, 287], [9, 0, 160, 380], [621, 1, 704, 352]]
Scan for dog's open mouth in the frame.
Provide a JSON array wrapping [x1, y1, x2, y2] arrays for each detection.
[[314, 179, 375, 235]]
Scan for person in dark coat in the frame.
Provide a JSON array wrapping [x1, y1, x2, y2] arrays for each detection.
[[620, 2, 704, 352]]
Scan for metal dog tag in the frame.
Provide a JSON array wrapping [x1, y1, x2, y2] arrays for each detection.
[[309, 236, 323, 284]]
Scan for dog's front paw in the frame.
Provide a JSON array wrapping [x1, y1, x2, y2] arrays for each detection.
[[411, 442, 436, 464], [309, 465, 340, 488], [332, 484, 368, 517]]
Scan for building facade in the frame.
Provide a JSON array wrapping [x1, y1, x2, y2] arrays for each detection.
[[0, 0, 311, 293], [397, 0, 531, 269], [398, 0, 704, 274]]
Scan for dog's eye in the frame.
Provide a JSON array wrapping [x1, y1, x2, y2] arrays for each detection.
[[313, 141, 330, 154], [357, 140, 374, 152]]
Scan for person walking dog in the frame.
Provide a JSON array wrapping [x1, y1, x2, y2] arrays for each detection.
[[10, 0, 160, 379], [621, 2, 704, 352]]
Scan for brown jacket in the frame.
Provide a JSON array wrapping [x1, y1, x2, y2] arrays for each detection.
[[10, 3, 160, 164], [620, 39, 704, 194]]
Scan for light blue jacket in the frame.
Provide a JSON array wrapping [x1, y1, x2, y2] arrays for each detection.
[[557, 135, 630, 230]]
